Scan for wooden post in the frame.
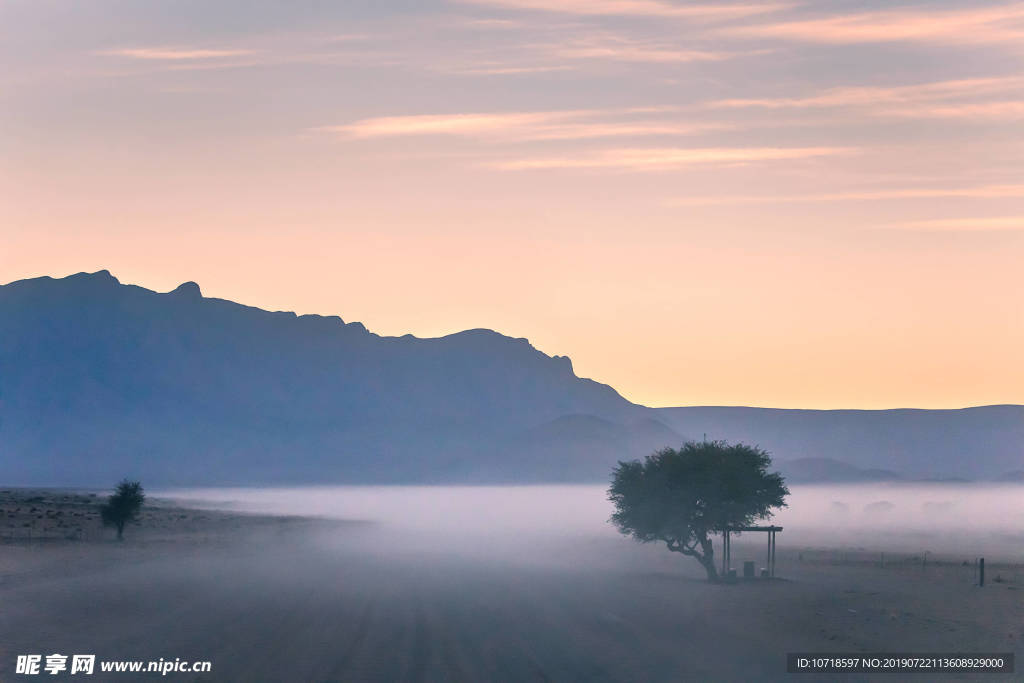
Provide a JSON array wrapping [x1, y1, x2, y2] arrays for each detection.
[[979, 558, 985, 587], [771, 530, 776, 577], [721, 530, 727, 576]]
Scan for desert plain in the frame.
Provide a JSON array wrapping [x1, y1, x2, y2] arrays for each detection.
[[1, 486, 1021, 682]]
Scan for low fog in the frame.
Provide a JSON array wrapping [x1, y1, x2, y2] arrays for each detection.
[[163, 483, 1024, 563], [6, 484, 1022, 682]]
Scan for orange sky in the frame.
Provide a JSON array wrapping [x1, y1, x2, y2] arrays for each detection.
[[2, 0, 1022, 409]]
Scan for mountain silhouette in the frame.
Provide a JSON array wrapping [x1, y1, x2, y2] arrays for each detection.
[[1, 271, 1021, 485], [0, 271, 658, 485]]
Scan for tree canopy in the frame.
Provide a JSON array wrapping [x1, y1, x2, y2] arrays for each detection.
[[608, 441, 788, 581], [100, 479, 145, 541]]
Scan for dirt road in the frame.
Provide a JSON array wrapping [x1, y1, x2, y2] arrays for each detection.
[[1, 519, 1020, 681]]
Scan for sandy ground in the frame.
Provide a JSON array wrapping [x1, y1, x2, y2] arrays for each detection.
[[1, 490, 1021, 682]]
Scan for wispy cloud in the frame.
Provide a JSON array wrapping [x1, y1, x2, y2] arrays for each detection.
[[702, 76, 1024, 121], [667, 184, 1024, 206], [439, 64, 576, 76], [492, 146, 852, 170], [97, 47, 256, 60], [554, 41, 735, 63], [322, 111, 588, 138], [92, 44, 402, 75], [884, 216, 1024, 232], [318, 109, 727, 142], [528, 121, 729, 140], [706, 77, 1022, 109], [882, 101, 1024, 120], [721, 4, 1024, 45], [456, 0, 790, 21]]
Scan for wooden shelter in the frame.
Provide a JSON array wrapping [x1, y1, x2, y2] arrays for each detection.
[[720, 525, 782, 578]]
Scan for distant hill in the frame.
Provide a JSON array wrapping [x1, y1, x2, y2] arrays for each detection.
[[656, 406, 1024, 481], [484, 414, 685, 481], [1, 271, 1021, 485], [773, 457, 904, 483]]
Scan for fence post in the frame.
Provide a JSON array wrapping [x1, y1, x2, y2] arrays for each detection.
[[979, 558, 985, 587]]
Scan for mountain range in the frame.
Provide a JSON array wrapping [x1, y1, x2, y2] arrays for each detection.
[[1, 271, 1021, 486]]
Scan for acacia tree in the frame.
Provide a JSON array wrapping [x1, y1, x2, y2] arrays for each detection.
[[100, 480, 145, 541], [608, 441, 788, 582]]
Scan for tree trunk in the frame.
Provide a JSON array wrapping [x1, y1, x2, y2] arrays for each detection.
[[698, 536, 719, 582], [666, 536, 720, 582], [116, 522, 124, 541]]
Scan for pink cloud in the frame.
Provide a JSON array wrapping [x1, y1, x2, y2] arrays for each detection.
[[721, 4, 1024, 45], [97, 47, 255, 60], [456, 0, 790, 21], [706, 77, 1022, 109], [884, 216, 1024, 231], [318, 109, 727, 142], [492, 146, 852, 170], [667, 184, 1024, 205]]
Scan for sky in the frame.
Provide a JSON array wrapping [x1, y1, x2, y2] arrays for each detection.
[[2, 0, 1022, 409]]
